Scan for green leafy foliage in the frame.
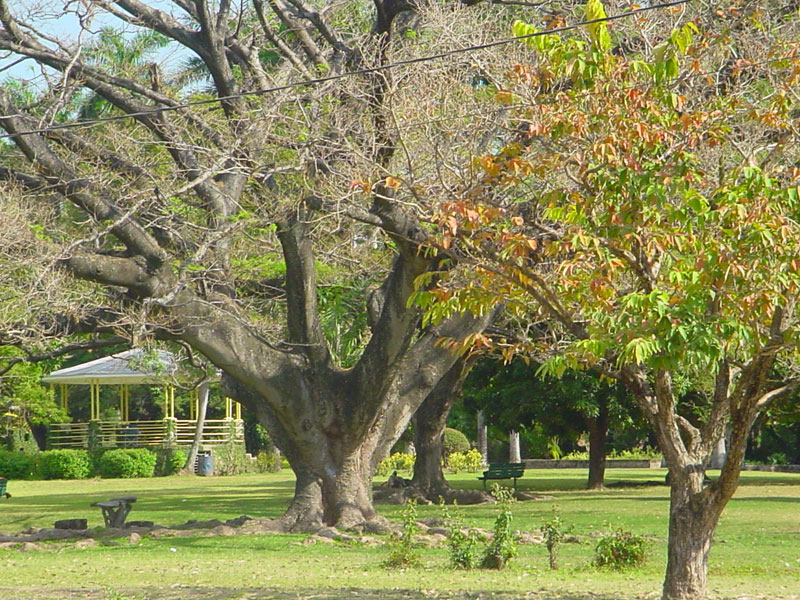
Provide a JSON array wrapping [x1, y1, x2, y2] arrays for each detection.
[[0, 449, 37, 479], [480, 486, 517, 569], [38, 449, 92, 480], [97, 448, 156, 479], [594, 528, 650, 570], [383, 499, 422, 569]]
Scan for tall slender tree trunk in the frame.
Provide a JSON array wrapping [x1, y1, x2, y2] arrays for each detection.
[[477, 410, 488, 467], [183, 382, 209, 472], [585, 397, 609, 490]]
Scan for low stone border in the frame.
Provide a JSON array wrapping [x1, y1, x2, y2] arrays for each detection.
[[741, 464, 800, 473], [523, 458, 662, 469]]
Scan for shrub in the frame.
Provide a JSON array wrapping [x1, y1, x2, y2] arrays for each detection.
[[0, 450, 37, 479], [376, 452, 415, 476], [447, 448, 483, 473], [383, 499, 422, 569], [97, 448, 156, 479], [254, 451, 282, 473], [214, 442, 251, 475], [154, 447, 186, 476], [442, 428, 470, 456], [540, 506, 570, 570], [480, 486, 517, 569], [38, 449, 92, 480], [594, 528, 650, 570], [442, 502, 481, 569], [767, 452, 789, 465]]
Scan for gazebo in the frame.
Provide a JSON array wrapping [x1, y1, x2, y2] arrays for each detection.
[[43, 349, 243, 449]]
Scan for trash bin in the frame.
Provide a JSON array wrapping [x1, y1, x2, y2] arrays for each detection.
[[197, 455, 214, 477]]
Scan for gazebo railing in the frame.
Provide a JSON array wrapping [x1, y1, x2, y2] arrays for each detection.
[[48, 419, 243, 449]]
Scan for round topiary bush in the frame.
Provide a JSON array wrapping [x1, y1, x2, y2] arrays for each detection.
[[442, 428, 471, 456], [97, 448, 156, 479], [38, 449, 92, 480]]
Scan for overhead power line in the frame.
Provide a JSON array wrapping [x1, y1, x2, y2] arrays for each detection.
[[0, 0, 691, 140]]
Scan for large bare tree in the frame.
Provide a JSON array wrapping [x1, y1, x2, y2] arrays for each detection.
[[0, 0, 521, 529]]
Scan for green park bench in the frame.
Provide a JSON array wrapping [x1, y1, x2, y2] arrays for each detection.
[[477, 462, 525, 490], [0, 477, 10, 499]]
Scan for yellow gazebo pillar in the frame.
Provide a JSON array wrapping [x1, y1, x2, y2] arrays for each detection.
[[119, 385, 130, 421], [90, 379, 101, 420], [225, 396, 233, 420], [60, 384, 69, 412], [189, 388, 199, 421], [163, 384, 175, 419], [234, 401, 241, 420]]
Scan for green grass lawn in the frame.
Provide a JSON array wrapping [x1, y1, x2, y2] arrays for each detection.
[[1, 468, 799, 600]]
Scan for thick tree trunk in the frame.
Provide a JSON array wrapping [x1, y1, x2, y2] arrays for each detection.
[[661, 473, 723, 600], [411, 356, 471, 498], [269, 430, 381, 531], [410, 356, 490, 505], [585, 399, 609, 490]]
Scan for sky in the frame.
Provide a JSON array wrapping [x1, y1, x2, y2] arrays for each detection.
[[1, 0, 186, 84]]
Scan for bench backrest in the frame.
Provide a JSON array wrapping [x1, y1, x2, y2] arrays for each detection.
[[484, 462, 525, 476]]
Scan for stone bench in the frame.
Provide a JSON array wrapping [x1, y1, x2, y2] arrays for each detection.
[[91, 496, 137, 528]]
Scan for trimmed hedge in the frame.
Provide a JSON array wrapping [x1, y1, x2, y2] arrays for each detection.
[[97, 448, 157, 479], [38, 449, 92, 480], [0, 450, 37, 479]]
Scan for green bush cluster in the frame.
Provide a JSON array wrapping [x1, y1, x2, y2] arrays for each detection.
[[0, 449, 37, 479], [446, 448, 483, 473], [561, 447, 662, 461], [376, 452, 415, 476], [38, 449, 92, 480], [96, 448, 157, 479], [593, 528, 650, 570]]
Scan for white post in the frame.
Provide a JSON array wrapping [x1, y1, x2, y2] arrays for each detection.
[[477, 410, 488, 466], [509, 430, 521, 463]]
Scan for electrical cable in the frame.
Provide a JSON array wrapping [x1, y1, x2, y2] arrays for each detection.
[[0, 0, 691, 140]]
